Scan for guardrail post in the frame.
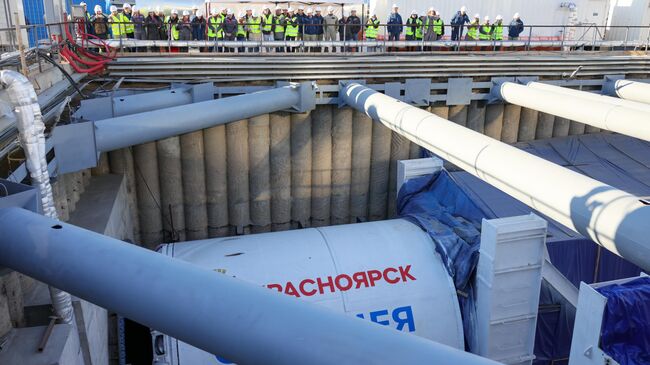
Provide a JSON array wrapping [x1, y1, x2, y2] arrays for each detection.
[[525, 25, 532, 51]]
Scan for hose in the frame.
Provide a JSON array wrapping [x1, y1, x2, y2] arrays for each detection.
[[36, 50, 87, 99]]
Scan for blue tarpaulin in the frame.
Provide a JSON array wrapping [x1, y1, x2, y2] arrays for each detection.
[[397, 169, 489, 351], [596, 277, 650, 365]]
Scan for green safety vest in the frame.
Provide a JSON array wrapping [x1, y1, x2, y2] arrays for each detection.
[[479, 24, 491, 40], [405, 17, 419, 36], [237, 24, 246, 37], [249, 17, 261, 33], [415, 18, 423, 38], [166, 16, 179, 40], [262, 13, 273, 32], [285, 16, 298, 37], [493, 24, 503, 40], [467, 23, 478, 39], [216, 14, 225, 38], [208, 16, 220, 38], [274, 14, 285, 33], [109, 13, 127, 37], [366, 18, 379, 39], [124, 13, 134, 33], [433, 19, 443, 35]]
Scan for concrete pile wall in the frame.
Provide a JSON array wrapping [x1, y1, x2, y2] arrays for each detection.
[[101, 101, 601, 249]]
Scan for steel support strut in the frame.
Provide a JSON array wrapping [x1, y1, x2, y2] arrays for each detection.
[[342, 82, 650, 272], [0, 207, 499, 365]]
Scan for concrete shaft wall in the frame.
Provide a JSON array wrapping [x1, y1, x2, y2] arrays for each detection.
[[108, 102, 601, 248]]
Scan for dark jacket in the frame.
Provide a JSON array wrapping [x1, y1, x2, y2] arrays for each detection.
[[346, 15, 361, 38], [387, 12, 402, 35], [303, 15, 320, 35], [314, 14, 324, 35], [508, 19, 524, 38], [90, 14, 108, 38], [144, 15, 161, 40], [451, 11, 470, 26], [338, 17, 347, 39], [176, 19, 192, 40], [191, 16, 206, 40], [132, 13, 145, 33], [222, 16, 238, 36]]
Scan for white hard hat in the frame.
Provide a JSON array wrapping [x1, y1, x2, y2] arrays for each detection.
[[245, 6, 252, 11], [155, 6, 161, 12], [79, 1, 86, 6], [275, 6, 281, 10], [484, 15, 489, 21], [514, 13, 520, 19], [227, 8, 234, 15], [94, 4, 102, 12], [350, 8, 356, 12], [392, 3, 398, 8], [460, 6, 467, 12], [122, 3, 131, 9], [474, 13, 480, 18], [197, 10, 204, 16], [182, 10, 190, 16], [210, 8, 218, 15], [109, 5, 117, 12], [288, 7, 294, 12], [132, 6, 138, 12], [298, 5, 304, 10], [496, 15, 503, 20], [411, 9, 417, 15], [428, 7, 434, 12], [316, 7, 322, 12], [171, 8, 178, 14], [327, 6, 333, 12], [252, 10, 258, 16], [306, 7, 313, 13], [192, 5, 199, 10], [238, 11, 244, 18]]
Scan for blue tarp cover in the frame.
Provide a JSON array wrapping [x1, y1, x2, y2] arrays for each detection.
[[397, 169, 488, 351], [596, 277, 650, 365]]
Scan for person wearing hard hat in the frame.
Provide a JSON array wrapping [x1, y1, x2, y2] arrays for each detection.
[[108, 5, 125, 39], [345, 9, 361, 52], [236, 12, 247, 52], [451, 5, 470, 41], [303, 8, 318, 52], [122, 3, 134, 39], [314, 7, 324, 51], [190, 5, 199, 22], [261, 6, 274, 52], [167, 9, 180, 43], [365, 13, 380, 52], [248, 10, 262, 52], [131, 6, 145, 51], [207, 8, 221, 51], [405, 10, 420, 51], [296, 5, 305, 40], [509, 13, 524, 40], [89, 5, 108, 40], [79, 2, 93, 35], [478, 15, 492, 44], [144, 7, 161, 48], [323, 6, 338, 52], [274, 6, 286, 52], [492, 15, 504, 41], [176, 10, 193, 52], [156, 7, 167, 41], [285, 8, 299, 52], [466, 13, 480, 41], [222, 9, 238, 52], [192, 10, 206, 41], [387, 4, 403, 51]]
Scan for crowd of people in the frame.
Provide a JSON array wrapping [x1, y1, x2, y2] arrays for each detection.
[[80, 2, 526, 52]]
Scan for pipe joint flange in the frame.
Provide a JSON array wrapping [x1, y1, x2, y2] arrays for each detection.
[[276, 81, 317, 113]]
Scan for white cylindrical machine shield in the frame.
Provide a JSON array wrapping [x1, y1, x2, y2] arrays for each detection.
[[156, 219, 464, 364]]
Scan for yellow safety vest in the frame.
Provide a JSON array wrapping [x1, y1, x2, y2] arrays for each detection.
[[109, 13, 127, 37], [493, 24, 503, 40], [285, 17, 298, 37], [405, 17, 419, 36], [467, 23, 478, 39], [274, 14, 285, 33], [366, 18, 379, 39], [124, 13, 134, 33], [237, 24, 246, 37], [208, 16, 220, 38], [166, 16, 179, 40], [249, 17, 261, 34], [415, 18, 423, 38], [479, 24, 491, 40], [262, 13, 273, 32], [216, 14, 225, 38]]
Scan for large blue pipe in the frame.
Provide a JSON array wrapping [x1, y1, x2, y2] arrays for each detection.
[[0, 207, 500, 365]]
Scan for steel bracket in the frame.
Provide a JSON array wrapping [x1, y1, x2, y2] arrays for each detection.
[[488, 77, 516, 104], [601, 74, 625, 96], [337, 80, 367, 107], [276, 81, 316, 113], [405, 79, 431, 106], [52, 121, 98, 174], [384, 82, 402, 100], [446, 78, 473, 106]]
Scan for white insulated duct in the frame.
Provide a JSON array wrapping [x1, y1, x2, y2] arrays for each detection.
[[608, 79, 650, 105], [527, 81, 650, 112], [0, 70, 74, 324], [497, 81, 650, 142], [342, 82, 650, 272]]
